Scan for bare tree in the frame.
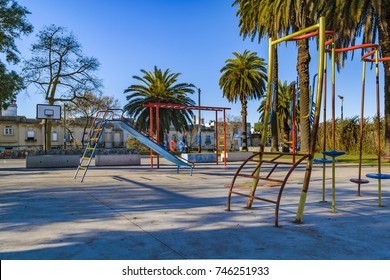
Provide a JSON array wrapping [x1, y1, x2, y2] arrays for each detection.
[[65, 92, 120, 147], [23, 25, 102, 149]]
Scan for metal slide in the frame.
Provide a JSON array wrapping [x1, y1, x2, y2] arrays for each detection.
[[110, 119, 194, 174]]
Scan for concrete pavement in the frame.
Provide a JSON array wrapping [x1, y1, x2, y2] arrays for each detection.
[[1, 158, 389, 259]]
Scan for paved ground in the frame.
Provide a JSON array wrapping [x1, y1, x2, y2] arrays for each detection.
[[0, 158, 389, 260]]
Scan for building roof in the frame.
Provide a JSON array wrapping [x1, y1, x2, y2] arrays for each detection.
[[0, 116, 41, 124]]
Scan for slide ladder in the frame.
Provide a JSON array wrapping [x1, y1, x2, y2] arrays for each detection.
[[74, 109, 194, 182], [73, 110, 112, 182], [227, 152, 310, 227]]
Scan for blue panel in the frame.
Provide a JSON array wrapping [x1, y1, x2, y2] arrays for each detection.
[[321, 150, 346, 157], [366, 173, 390, 179]]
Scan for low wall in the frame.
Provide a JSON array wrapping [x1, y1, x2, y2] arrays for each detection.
[[95, 154, 141, 166], [26, 155, 80, 168], [220, 152, 254, 162], [181, 153, 217, 163]]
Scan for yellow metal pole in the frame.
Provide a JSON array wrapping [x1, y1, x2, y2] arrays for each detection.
[[321, 52, 328, 202], [357, 60, 367, 196], [262, 38, 274, 149], [331, 38, 336, 213], [271, 24, 320, 46], [295, 17, 325, 222]]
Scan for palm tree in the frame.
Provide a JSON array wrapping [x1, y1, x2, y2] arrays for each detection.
[[234, 0, 286, 151], [124, 66, 195, 145], [320, 0, 390, 154], [233, 0, 323, 153], [219, 50, 267, 151], [258, 80, 295, 152]]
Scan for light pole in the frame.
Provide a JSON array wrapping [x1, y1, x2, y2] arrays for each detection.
[[338, 95, 344, 120], [196, 87, 202, 153]]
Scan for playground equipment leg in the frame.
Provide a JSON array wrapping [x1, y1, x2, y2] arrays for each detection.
[[295, 17, 326, 223]]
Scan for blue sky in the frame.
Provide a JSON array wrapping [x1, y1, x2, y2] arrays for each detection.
[[13, 0, 386, 125]]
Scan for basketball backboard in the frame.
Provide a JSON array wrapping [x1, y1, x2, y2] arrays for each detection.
[[36, 104, 62, 120]]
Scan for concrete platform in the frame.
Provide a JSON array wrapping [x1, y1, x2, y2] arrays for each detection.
[[0, 158, 389, 260]]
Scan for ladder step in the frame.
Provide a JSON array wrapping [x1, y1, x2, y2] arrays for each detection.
[[87, 147, 94, 150], [79, 166, 87, 170], [237, 174, 284, 183], [259, 159, 296, 165], [230, 191, 277, 204], [83, 156, 91, 160]]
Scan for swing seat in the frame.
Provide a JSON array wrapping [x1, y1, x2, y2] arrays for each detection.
[[313, 158, 332, 164], [350, 178, 370, 184], [321, 150, 346, 157], [366, 173, 390, 179]]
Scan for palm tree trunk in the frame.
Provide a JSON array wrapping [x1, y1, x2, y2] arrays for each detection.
[[271, 46, 279, 151], [159, 129, 165, 147], [157, 109, 165, 146], [379, 8, 390, 155], [297, 40, 311, 153], [241, 97, 248, 151], [282, 120, 290, 153]]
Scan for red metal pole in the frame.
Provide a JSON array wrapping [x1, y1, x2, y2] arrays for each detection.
[[149, 106, 153, 168], [215, 111, 219, 165], [156, 105, 160, 168], [224, 109, 227, 166], [375, 52, 382, 206], [323, 55, 327, 156]]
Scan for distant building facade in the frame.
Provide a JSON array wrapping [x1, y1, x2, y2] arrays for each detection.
[[0, 103, 125, 150]]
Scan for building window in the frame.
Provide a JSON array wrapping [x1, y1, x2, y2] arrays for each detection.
[[4, 126, 14, 136], [52, 131, 58, 142], [26, 130, 36, 141]]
